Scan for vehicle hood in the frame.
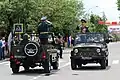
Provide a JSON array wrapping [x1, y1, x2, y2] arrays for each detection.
[[74, 43, 103, 48]]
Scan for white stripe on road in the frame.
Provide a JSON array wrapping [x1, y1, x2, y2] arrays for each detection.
[[59, 59, 66, 63], [29, 62, 70, 80], [112, 60, 119, 64], [0, 61, 9, 65]]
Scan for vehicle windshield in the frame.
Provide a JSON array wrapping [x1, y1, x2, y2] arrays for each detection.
[[74, 33, 105, 44]]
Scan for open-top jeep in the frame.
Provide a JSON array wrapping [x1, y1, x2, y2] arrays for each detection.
[[10, 32, 59, 73], [70, 32, 110, 70]]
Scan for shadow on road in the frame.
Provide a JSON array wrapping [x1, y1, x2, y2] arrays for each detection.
[[11, 69, 60, 76], [73, 66, 111, 71]]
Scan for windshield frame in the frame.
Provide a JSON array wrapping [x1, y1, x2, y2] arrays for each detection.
[[74, 33, 106, 44]]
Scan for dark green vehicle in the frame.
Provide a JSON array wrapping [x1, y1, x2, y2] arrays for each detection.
[[70, 33, 110, 70], [10, 32, 59, 73]]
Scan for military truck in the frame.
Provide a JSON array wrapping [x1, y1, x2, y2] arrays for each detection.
[[70, 33, 110, 70], [9, 32, 59, 73]]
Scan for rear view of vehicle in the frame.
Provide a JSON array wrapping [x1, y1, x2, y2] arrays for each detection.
[[10, 33, 59, 73]]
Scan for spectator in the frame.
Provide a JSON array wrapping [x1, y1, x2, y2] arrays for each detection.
[[1, 37, 5, 59], [56, 35, 64, 59], [0, 39, 2, 60]]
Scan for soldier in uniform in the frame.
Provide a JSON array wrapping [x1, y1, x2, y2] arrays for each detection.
[[77, 19, 90, 33], [37, 16, 53, 45]]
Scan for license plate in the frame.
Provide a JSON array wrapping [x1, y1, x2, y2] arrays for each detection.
[[82, 57, 92, 59], [14, 56, 26, 58]]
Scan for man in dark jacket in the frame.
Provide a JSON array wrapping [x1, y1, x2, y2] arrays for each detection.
[[77, 19, 90, 33], [38, 17, 53, 44]]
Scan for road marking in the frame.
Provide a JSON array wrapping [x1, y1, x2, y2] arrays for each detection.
[[112, 60, 119, 64], [29, 62, 70, 80], [59, 59, 66, 63], [0, 61, 9, 65], [5, 63, 10, 65], [59, 62, 70, 69]]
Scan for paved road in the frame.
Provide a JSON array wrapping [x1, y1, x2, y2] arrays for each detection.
[[0, 42, 120, 80]]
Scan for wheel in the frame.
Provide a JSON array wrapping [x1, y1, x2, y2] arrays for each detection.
[[100, 59, 106, 69], [53, 61, 59, 70], [43, 60, 51, 73], [71, 59, 77, 70], [11, 64, 19, 73], [106, 59, 108, 66], [78, 63, 82, 68], [24, 66, 29, 71]]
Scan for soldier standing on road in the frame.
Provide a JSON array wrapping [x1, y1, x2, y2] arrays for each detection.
[[76, 19, 90, 33], [37, 16, 53, 45]]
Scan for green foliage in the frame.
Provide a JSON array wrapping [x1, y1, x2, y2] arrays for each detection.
[[0, 0, 84, 36], [89, 14, 107, 33], [117, 0, 120, 9]]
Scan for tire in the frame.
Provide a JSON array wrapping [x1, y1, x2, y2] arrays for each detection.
[[106, 59, 108, 66], [53, 62, 59, 70], [78, 63, 82, 68], [100, 59, 106, 69], [71, 59, 77, 70], [11, 64, 19, 73], [24, 66, 29, 71], [24, 42, 40, 57], [43, 60, 51, 73]]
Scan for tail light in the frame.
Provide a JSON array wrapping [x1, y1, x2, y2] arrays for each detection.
[[42, 51, 46, 59], [14, 59, 20, 64], [10, 52, 14, 59]]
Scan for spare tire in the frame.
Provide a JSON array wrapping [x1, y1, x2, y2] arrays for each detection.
[[24, 42, 40, 57]]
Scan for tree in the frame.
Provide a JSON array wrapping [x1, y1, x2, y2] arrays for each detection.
[[89, 14, 107, 32], [117, 0, 120, 10], [0, 0, 84, 36]]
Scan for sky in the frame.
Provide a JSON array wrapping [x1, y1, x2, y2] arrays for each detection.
[[83, 0, 120, 22]]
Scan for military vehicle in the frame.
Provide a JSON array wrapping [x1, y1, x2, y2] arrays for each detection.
[[10, 32, 59, 73], [70, 33, 110, 70]]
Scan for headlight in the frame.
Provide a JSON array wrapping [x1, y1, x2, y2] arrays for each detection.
[[102, 48, 106, 51], [96, 49, 100, 53], [74, 49, 78, 53]]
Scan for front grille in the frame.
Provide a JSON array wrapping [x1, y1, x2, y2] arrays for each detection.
[[78, 52, 98, 57], [77, 47, 100, 57]]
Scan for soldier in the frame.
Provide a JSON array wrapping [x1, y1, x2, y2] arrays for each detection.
[[77, 19, 90, 33], [37, 16, 53, 45]]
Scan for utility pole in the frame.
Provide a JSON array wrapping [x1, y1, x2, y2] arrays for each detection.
[[102, 11, 108, 33], [102, 11, 106, 24]]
